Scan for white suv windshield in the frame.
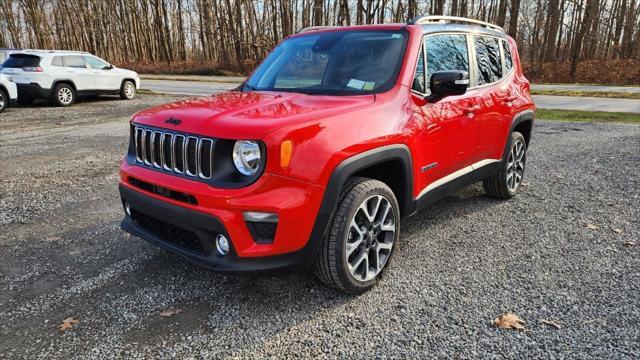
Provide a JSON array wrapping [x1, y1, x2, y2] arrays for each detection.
[[244, 30, 408, 95]]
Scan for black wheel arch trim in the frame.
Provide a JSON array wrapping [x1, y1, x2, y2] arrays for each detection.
[[502, 109, 534, 159], [303, 144, 414, 267], [50, 79, 77, 97], [122, 78, 138, 89]]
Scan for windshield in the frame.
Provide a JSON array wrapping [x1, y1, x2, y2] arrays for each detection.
[[244, 30, 408, 95]]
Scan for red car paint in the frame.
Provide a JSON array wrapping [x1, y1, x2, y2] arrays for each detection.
[[119, 24, 534, 264]]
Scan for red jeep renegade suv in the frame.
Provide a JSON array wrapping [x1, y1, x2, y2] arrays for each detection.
[[119, 16, 535, 294]]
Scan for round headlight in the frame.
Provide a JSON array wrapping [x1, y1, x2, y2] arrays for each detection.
[[232, 140, 262, 176]]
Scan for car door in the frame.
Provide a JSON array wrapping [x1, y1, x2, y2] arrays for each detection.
[[410, 33, 482, 194], [85, 56, 121, 90], [467, 35, 511, 161], [62, 55, 94, 91]]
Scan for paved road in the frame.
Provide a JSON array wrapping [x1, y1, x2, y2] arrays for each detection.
[[532, 95, 640, 113], [141, 79, 640, 113], [142, 79, 236, 96], [531, 84, 640, 93]]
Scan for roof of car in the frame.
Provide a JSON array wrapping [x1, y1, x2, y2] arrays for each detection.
[[17, 49, 91, 57]]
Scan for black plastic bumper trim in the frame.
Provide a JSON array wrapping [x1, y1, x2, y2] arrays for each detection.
[[119, 184, 319, 275]]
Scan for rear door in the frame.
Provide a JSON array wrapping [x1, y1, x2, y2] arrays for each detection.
[[62, 55, 94, 91], [85, 56, 121, 90], [411, 33, 481, 193], [467, 35, 511, 161]]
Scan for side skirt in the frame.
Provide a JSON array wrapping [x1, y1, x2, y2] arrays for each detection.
[[414, 160, 500, 210]]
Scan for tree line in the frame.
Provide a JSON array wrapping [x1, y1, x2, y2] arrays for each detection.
[[1, 0, 639, 80]]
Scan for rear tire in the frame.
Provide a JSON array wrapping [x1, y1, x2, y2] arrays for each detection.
[[483, 131, 527, 199], [120, 80, 136, 100], [0, 90, 6, 113], [314, 177, 400, 294], [51, 83, 75, 107]]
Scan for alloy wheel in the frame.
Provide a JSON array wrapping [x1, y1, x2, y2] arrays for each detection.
[[506, 139, 526, 192], [0, 92, 5, 109], [124, 83, 135, 99], [58, 87, 73, 105], [346, 195, 396, 282]]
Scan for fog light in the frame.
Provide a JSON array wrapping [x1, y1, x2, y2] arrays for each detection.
[[216, 234, 230, 256], [124, 201, 131, 216]]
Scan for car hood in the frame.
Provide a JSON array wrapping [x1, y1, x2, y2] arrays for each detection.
[[132, 91, 375, 139]]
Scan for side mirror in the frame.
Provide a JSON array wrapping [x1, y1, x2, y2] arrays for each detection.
[[429, 71, 469, 99], [103, 64, 113, 70]]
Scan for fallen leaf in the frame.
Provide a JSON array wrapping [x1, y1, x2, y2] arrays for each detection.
[[612, 228, 623, 234], [623, 241, 636, 247], [541, 319, 561, 329], [57, 317, 80, 332], [159, 308, 183, 317], [586, 223, 598, 230], [495, 313, 525, 330]]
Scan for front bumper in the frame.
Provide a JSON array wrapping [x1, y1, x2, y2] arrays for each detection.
[[119, 163, 329, 274]]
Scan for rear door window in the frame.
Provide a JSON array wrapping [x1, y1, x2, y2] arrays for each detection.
[[424, 34, 470, 85], [2, 54, 41, 68], [63, 56, 87, 68], [474, 36, 502, 85]]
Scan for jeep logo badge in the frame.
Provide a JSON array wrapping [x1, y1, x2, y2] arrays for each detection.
[[165, 117, 182, 126]]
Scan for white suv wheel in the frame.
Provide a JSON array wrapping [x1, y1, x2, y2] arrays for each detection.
[[121, 81, 136, 100], [58, 87, 73, 105]]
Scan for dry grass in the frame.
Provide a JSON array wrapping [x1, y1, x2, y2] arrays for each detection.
[[537, 109, 640, 124], [530, 89, 640, 99]]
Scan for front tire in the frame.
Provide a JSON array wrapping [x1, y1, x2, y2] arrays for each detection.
[[0, 90, 6, 113], [314, 177, 400, 294], [483, 131, 527, 199], [51, 83, 75, 107], [120, 80, 136, 100]]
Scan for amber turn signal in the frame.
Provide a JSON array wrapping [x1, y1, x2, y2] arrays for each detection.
[[280, 140, 293, 168]]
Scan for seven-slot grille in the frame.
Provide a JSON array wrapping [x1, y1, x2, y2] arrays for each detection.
[[133, 126, 215, 179]]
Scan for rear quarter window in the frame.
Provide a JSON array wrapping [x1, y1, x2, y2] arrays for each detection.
[[474, 36, 502, 85], [51, 56, 64, 67], [2, 54, 41, 68]]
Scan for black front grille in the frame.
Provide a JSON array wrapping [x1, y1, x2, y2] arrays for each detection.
[[128, 177, 197, 205], [133, 126, 215, 179], [132, 210, 204, 255]]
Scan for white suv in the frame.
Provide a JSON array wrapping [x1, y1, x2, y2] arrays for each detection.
[[0, 50, 140, 107], [0, 73, 18, 113]]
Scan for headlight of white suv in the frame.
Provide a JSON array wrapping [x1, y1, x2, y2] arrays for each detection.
[[232, 140, 262, 176]]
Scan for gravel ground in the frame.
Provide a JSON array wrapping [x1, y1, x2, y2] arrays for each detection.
[[0, 96, 638, 359]]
